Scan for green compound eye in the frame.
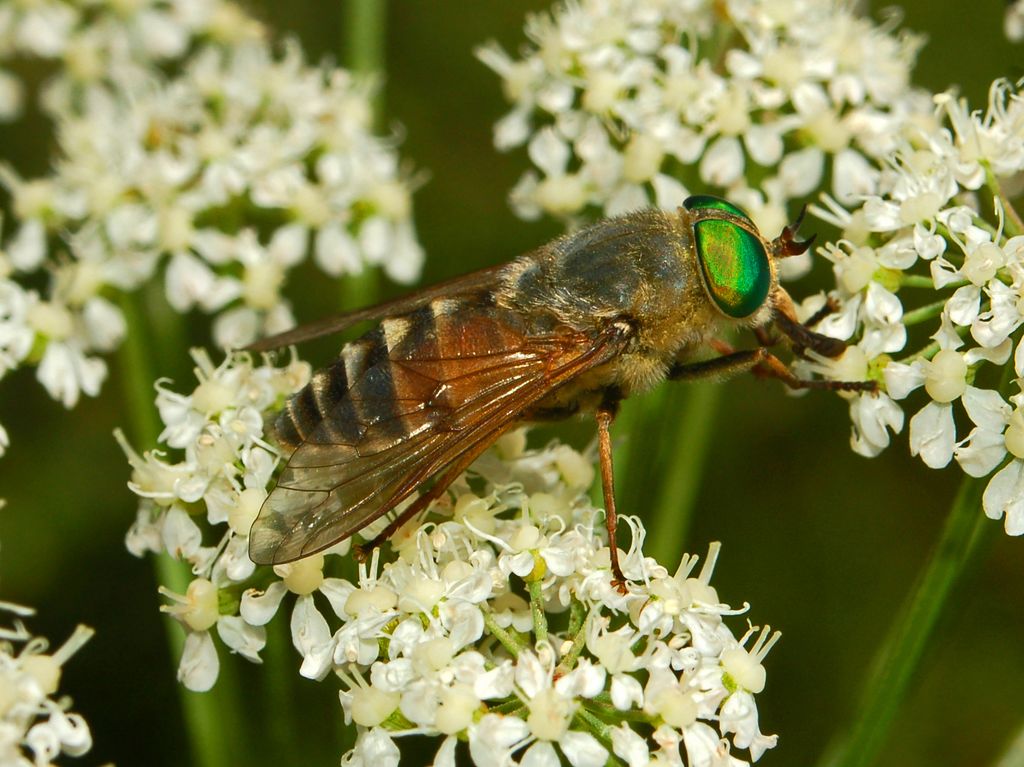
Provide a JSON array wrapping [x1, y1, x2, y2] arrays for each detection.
[[692, 214, 771, 319], [683, 194, 752, 221]]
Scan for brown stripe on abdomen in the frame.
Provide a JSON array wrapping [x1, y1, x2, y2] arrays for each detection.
[[273, 339, 370, 449], [344, 326, 406, 442]]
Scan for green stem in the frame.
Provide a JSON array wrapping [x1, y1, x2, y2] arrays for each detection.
[[481, 606, 525, 657], [574, 707, 624, 766], [340, 0, 387, 314], [816, 471, 993, 767], [528, 578, 548, 645], [902, 299, 948, 326], [994, 721, 1024, 767], [555, 606, 590, 675], [985, 166, 1024, 238], [897, 323, 970, 364], [262, 615, 296, 765], [645, 384, 721, 569], [344, 0, 386, 94], [897, 275, 935, 289], [117, 293, 242, 767]]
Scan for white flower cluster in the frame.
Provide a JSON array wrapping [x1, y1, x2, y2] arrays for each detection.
[[0, 601, 93, 766], [121, 352, 781, 766], [479, 0, 927, 272], [0, 0, 260, 122], [797, 78, 1024, 535], [0, 4, 424, 447]]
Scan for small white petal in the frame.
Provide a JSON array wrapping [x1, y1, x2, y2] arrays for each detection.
[[883, 361, 924, 400], [291, 595, 335, 680], [347, 728, 400, 767], [777, 146, 824, 197], [909, 402, 956, 469], [1016, 338, 1024, 377], [161, 506, 204, 559], [9, 219, 47, 271], [217, 616, 266, 663], [610, 675, 644, 710], [983, 460, 1024, 535], [240, 581, 289, 626], [962, 386, 1010, 430], [469, 714, 531, 766], [743, 125, 783, 166], [178, 631, 219, 692], [956, 426, 1008, 478], [522, 741, 560, 767], [947, 285, 981, 326], [611, 724, 650, 767], [833, 149, 879, 205], [699, 136, 743, 186], [529, 128, 570, 176], [314, 222, 362, 277], [849, 393, 904, 457], [560, 730, 608, 767], [431, 736, 459, 767]]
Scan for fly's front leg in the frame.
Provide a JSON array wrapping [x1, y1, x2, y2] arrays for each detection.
[[684, 339, 876, 393], [771, 286, 846, 358], [667, 347, 768, 382]]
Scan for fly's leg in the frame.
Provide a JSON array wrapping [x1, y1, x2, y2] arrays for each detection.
[[668, 348, 771, 381], [802, 296, 841, 329], [687, 340, 876, 393], [596, 401, 629, 594], [770, 287, 846, 358]]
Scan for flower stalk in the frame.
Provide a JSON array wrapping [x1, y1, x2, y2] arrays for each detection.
[[818, 471, 993, 767], [117, 292, 240, 767]]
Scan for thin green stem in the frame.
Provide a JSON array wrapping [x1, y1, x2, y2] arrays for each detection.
[[117, 293, 244, 767], [528, 578, 548, 645], [344, 0, 386, 93], [897, 324, 971, 364], [902, 299, 948, 326], [816, 470, 994, 767], [262, 615, 296, 765], [574, 707, 624, 766], [897, 274, 937, 289], [481, 606, 525, 657], [555, 607, 591, 675], [645, 384, 721, 569], [985, 166, 1024, 238], [340, 0, 386, 315]]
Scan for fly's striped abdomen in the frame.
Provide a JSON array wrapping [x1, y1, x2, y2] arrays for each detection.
[[272, 300, 447, 452], [250, 283, 625, 565]]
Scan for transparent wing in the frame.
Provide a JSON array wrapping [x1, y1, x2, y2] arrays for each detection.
[[249, 304, 625, 564], [244, 264, 507, 351]]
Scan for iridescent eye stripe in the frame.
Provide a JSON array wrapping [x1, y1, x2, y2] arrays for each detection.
[[683, 194, 751, 221], [693, 218, 770, 318]]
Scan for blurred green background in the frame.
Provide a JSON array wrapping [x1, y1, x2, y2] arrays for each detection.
[[1, 2, 1021, 766]]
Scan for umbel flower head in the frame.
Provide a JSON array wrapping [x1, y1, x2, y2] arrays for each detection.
[[0, 600, 94, 766], [479, 0, 928, 278], [0, 0, 261, 123], [793, 78, 1024, 535], [121, 351, 781, 765], [0, 2, 424, 445]]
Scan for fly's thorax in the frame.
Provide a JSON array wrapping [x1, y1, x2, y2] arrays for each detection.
[[498, 197, 780, 380], [499, 210, 702, 336]]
